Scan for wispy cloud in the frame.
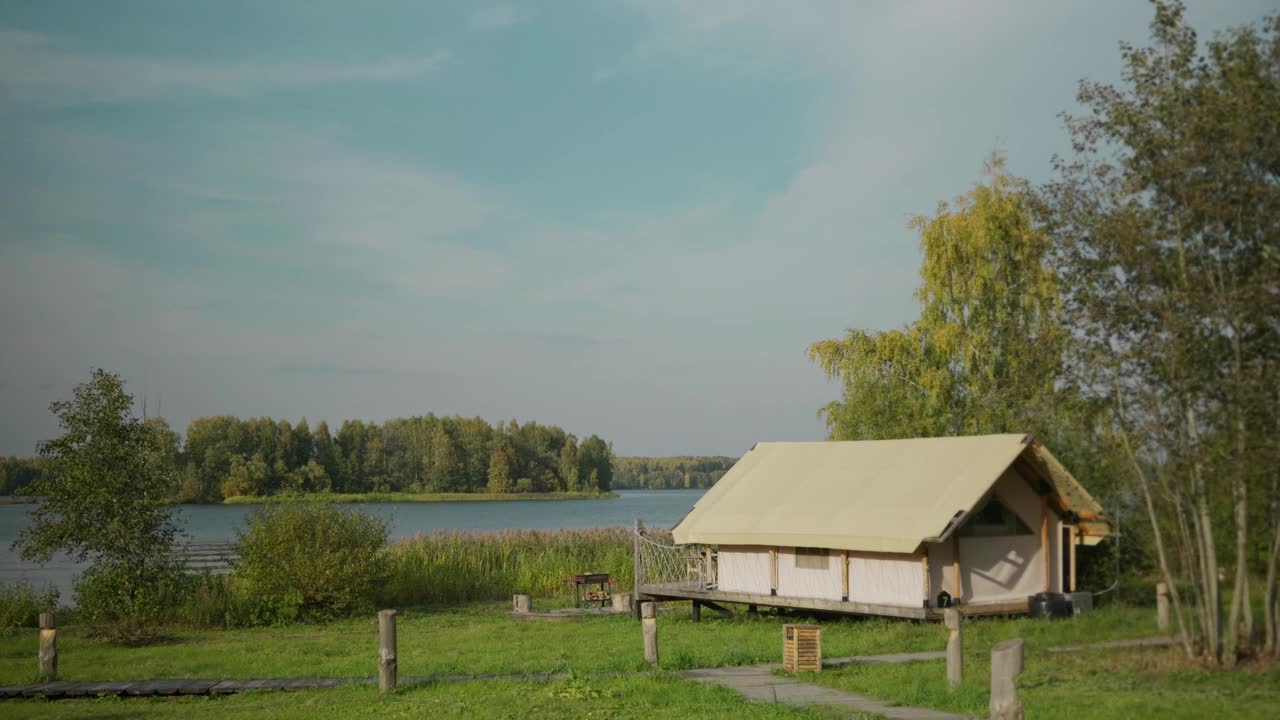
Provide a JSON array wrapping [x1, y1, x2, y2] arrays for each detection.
[[469, 5, 529, 31], [0, 27, 450, 110], [274, 362, 442, 379]]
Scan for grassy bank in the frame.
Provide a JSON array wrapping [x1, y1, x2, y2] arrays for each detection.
[[221, 491, 617, 504]]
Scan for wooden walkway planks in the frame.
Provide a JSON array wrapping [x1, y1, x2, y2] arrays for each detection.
[[0, 678, 361, 699]]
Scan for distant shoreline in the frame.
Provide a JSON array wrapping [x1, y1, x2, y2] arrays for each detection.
[[220, 491, 620, 505]]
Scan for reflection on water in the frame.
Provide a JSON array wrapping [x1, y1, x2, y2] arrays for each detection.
[[0, 489, 705, 602]]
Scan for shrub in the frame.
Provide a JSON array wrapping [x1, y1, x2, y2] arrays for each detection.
[[73, 558, 189, 642], [234, 503, 389, 620], [0, 582, 59, 636]]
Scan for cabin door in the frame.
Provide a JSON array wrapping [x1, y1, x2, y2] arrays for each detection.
[[1060, 526, 1073, 592]]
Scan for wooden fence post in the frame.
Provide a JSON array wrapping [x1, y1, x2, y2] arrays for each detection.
[[513, 594, 532, 614], [641, 601, 659, 665], [1156, 583, 1169, 632], [990, 638, 1024, 720], [944, 608, 962, 689], [378, 609, 397, 692], [633, 519, 644, 620], [38, 612, 56, 681]]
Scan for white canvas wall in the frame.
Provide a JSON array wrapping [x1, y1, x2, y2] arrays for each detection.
[[716, 545, 773, 595], [848, 552, 921, 606], [777, 548, 844, 601], [928, 467, 1055, 604]]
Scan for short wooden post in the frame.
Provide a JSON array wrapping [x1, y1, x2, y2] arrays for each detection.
[[1156, 583, 1169, 632], [641, 601, 659, 665], [612, 592, 632, 612], [38, 612, 56, 680], [513, 594, 532, 614], [378, 609, 397, 692], [691, 600, 702, 622], [990, 638, 1024, 720], [944, 608, 962, 689]]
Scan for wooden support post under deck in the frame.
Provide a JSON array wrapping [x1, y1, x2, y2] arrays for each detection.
[[952, 534, 961, 602], [1069, 526, 1077, 593], [691, 600, 701, 622], [769, 547, 778, 596], [840, 550, 849, 601], [921, 549, 930, 607], [1040, 496, 1050, 592]]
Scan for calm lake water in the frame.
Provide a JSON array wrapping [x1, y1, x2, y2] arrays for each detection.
[[0, 489, 705, 602]]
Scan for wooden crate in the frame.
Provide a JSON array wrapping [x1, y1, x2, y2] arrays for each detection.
[[782, 624, 822, 672]]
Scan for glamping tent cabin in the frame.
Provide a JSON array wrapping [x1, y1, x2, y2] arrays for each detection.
[[637, 434, 1112, 620]]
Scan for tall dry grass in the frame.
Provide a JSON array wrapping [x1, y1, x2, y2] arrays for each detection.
[[380, 527, 664, 606]]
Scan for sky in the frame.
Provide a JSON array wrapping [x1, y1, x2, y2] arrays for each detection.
[[0, 1, 1272, 458]]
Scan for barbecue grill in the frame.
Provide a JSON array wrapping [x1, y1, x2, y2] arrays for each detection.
[[566, 573, 616, 608]]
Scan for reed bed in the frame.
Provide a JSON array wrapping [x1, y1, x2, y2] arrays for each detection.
[[381, 527, 665, 606]]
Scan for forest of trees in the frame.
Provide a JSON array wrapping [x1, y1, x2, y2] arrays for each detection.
[[612, 456, 737, 489], [3, 415, 614, 503], [0, 456, 46, 496], [810, 3, 1278, 663]]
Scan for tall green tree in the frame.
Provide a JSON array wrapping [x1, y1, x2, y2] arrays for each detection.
[[486, 444, 514, 493], [14, 370, 184, 633], [1047, 1, 1279, 662], [809, 155, 1063, 441]]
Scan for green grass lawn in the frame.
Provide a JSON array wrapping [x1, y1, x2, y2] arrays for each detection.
[[2, 676, 851, 720], [221, 491, 617, 504], [0, 602, 1165, 685], [801, 622, 1280, 720], [3, 601, 1267, 719]]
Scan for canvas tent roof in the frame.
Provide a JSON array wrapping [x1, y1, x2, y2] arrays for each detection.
[[671, 434, 1111, 554]]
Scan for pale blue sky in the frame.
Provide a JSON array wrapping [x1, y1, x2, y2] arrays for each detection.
[[0, 1, 1271, 456]]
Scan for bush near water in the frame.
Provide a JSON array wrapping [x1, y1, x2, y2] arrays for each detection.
[[173, 509, 645, 627]]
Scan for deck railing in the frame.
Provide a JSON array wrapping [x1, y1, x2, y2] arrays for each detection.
[[634, 526, 715, 591]]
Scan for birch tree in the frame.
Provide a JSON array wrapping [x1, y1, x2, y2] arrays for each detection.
[[809, 156, 1064, 440], [1047, 1, 1279, 662]]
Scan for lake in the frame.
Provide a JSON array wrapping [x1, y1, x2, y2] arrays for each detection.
[[0, 489, 706, 602]]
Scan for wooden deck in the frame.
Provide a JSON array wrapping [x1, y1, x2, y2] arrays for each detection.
[[638, 583, 1028, 621]]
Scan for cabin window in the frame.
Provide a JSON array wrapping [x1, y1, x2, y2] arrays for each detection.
[[794, 547, 830, 570], [958, 498, 1033, 537]]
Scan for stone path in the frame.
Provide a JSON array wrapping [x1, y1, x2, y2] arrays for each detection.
[[680, 658, 972, 720]]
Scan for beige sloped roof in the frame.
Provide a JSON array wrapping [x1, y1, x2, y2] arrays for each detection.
[[671, 434, 1110, 554]]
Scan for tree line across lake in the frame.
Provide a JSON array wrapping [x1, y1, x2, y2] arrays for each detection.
[[4, 415, 614, 502], [1, 423, 742, 501], [611, 456, 737, 490]]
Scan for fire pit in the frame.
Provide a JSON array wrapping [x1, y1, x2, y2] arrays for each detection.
[[566, 573, 616, 608]]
